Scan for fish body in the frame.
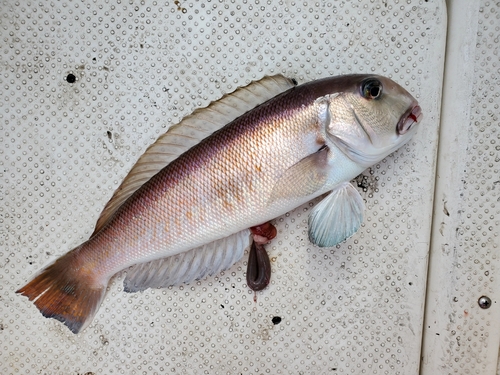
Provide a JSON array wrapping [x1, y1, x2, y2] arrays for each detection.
[[18, 74, 422, 333]]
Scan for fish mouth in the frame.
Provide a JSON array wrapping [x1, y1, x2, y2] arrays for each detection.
[[397, 105, 422, 135]]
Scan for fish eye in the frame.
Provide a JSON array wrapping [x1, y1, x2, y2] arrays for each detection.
[[361, 79, 382, 100]]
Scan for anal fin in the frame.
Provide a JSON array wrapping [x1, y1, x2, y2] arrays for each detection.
[[123, 229, 251, 292]]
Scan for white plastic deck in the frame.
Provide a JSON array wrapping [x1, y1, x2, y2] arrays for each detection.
[[0, 0, 498, 374], [421, 0, 500, 374]]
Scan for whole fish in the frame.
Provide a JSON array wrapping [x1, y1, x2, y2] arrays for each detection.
[[18, 74, 422, 333]]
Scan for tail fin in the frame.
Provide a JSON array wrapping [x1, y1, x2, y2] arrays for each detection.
[[17, 250, 106, 334]]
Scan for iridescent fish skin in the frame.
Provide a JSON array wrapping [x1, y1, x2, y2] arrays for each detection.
[[18, 74, 422, 333]]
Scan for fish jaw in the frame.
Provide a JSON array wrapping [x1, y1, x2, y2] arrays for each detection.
[[346, 100, 422, 167]]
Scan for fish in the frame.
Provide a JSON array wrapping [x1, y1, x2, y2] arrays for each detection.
[[17, 74, 422, 334]]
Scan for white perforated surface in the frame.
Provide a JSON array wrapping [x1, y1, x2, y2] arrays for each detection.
[[1, 1, 446, 374]]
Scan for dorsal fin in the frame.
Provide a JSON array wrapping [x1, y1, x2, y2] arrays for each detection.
[[123, 229, 251, 292], [93, 75, 296, 235]]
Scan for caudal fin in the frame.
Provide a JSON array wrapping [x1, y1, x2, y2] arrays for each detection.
[[17, 250, 106, 334]]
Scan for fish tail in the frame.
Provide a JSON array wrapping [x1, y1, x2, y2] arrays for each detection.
[[17, 248, 106, 334]]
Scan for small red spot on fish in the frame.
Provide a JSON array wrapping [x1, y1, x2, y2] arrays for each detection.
[[463, 310, 468, 317]]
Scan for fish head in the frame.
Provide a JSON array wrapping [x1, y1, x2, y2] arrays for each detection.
[[324, 75, 422, 168]]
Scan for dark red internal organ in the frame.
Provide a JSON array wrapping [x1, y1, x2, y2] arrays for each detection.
[[247, 223, 277, 291], [250, 223, 277, 244]]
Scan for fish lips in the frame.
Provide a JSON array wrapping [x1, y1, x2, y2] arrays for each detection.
[[397, 104, 423, 135]]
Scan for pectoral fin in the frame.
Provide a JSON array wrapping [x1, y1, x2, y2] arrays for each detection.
[[269, 146, 330, 203], [308, 182, 364, 247]]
